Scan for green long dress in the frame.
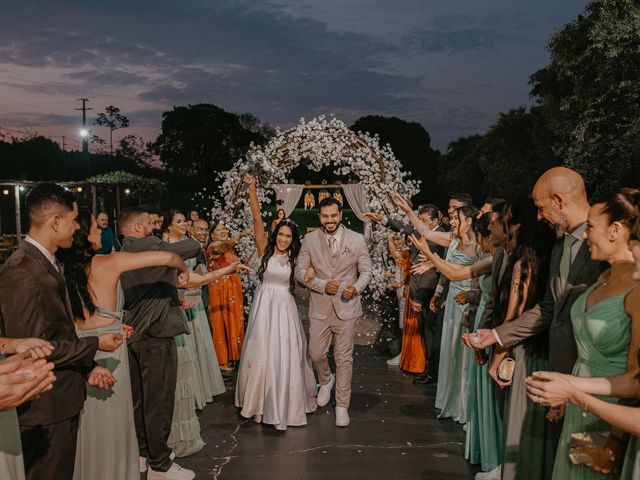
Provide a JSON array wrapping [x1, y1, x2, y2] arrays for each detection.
[[465, 273, 504, 472], [436, 238, 474, 423], [552, 284, 631, 480]]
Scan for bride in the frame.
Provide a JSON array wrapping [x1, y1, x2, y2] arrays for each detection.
[[235, 175, 317, 430]]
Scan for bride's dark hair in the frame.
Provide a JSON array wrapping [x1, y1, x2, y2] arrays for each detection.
[[256, 219, 301, 294], [56, 207, 96, 320]]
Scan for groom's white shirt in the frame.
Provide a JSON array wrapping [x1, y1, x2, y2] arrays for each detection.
[[295, 225, 372, 320]]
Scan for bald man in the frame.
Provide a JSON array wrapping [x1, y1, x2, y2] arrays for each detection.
[[472, 167, 603, 479]]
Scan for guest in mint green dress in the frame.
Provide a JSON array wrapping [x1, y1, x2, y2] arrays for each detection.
[[465, 272, 504, 472], [183, 255, 226, 405], [552, 282, 634, 479]]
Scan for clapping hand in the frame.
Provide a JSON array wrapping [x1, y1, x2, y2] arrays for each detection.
[[525, 371, 577, 407], [468, 329, 498, 349], [87, 366, 117, 390], [0, 353, 56, 409], [9, 338, 54, 359]]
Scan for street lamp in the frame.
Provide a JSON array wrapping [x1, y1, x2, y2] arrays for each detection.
[[80, 128, 89, 139]]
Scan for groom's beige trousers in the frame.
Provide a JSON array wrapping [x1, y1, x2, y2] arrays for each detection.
[[308, 310, 358, 408]]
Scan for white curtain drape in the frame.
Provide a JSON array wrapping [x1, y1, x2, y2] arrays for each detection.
[[342, 183, 373, 242], [275, 184, 304, 216]]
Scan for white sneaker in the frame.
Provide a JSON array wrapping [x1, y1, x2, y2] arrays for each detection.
[[148, 462, 195, 480], [386, 353, 401, 366], [142, 452, 177, 476], [335, 406, 350, 427], [317, 373, 335, 407], [475, 465, 502, 480]]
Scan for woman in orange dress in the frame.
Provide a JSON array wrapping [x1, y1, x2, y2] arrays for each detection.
[[206, 221, 250, 371], [396, 241, 426, 374]]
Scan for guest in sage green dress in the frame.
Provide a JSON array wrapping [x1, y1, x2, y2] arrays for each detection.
[[183, 255, 226, 404], [484, 198, 556, 480], [163, 210, 206, 456], [410, 213, 499, 468], [463, 215, 504, 472], [57, 208, 193, 480]]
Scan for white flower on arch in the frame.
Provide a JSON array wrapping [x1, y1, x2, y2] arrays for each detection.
[[210, 115, 419, 304]]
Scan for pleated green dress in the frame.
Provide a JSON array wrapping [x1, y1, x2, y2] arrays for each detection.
[[552, 284, 631, 480], [465, 273, 504, 471]]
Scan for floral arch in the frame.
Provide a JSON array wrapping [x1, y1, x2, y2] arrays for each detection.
[[210, 115, 419, 300]]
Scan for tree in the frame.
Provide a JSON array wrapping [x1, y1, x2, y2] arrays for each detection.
[[116, 134, 153, 167], [350, 115, 444, 205], [0, 136, 65, 180], [93, 105, 130, 153], [90, 134, 107, 154], [438, 135, 486, 203], [478, 107, 560, 199], [531, 0, 640, 197], [151, 104, 270, 184]]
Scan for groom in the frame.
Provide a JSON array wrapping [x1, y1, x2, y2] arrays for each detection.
[[295, 197, 372, 427]]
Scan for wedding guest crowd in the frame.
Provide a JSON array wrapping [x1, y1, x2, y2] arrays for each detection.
[[1, 164, 639, 480], [0, 185, 247, 480], [379, 167, 640, 480]]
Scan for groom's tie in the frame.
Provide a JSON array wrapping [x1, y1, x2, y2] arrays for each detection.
[[329, 236, 338, 255]]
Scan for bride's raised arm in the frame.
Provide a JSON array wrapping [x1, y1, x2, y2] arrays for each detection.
[[245, 174, 268, 257]]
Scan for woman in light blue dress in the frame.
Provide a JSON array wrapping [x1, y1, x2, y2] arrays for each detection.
[[435, 206, 481, 423]]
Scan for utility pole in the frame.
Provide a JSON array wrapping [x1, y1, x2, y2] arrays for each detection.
[[61, 135, 66, 152], [76, 98, 93, 174]]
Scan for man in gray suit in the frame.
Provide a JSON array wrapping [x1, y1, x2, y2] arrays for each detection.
[[472, 167, 603, 471], [295, 197, 372, 427]]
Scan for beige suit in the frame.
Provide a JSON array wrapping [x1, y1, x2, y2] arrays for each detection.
[[295, 226, 372, 408]]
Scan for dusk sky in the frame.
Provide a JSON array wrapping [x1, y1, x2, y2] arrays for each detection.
[[0, 0, 589, 152]]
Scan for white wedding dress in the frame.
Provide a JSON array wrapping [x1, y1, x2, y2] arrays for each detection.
[[235, 253, 317, 430]]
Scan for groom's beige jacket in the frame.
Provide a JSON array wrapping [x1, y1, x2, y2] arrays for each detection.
[[295, 226, 372, 320]]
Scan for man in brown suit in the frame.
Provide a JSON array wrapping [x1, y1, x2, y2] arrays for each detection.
[[0, 184, 122, 480]]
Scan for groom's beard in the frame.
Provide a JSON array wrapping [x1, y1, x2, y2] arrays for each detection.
[[321, 222, 340, 234]]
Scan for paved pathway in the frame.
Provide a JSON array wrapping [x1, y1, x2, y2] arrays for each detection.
[[178, 288, 478, 480]]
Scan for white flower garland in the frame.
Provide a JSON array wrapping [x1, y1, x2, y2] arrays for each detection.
[[209, 115, 419, 308]]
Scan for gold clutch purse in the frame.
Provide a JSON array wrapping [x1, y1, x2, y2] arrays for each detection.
[[497, 357, 516, 382]]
